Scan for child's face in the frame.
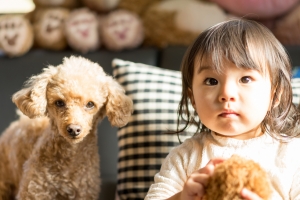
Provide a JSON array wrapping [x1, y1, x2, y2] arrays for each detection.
[[190, 57, 273, 139]]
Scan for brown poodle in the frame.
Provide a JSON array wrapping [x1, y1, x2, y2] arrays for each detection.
[[203, 155, 272, 200], [0, 56, 133, 199]]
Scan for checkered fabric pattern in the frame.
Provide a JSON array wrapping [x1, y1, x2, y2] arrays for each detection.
[[112, 59, 192, 200], [292, 78, 300, 105]]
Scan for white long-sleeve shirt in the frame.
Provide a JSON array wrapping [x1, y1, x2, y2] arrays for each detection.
[[145, 132, 300, 200]]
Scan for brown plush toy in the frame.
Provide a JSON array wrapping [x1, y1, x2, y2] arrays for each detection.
[[81, 0, 120, 12], [142, 0, 228, 48], [0, 15, 34, 57], [100, 9, 144, 51], [272, 4, 300, 45], [117, 0, 162, 16], [33, 0, 80, 8], [33, 8, 70, 51], [203, 155, 272, 200], [64, 8, 100, 53]]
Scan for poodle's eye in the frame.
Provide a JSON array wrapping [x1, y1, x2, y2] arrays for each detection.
[[55, 100, 65, 107], [86, 101, 95, 109]]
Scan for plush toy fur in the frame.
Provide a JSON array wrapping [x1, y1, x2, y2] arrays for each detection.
[[142, 0, 228, 48], [0, 56, 133, 199], [82, 0, 120, 12], [203, 155, 272, 200], [100, 9, 144, 51], [33, 8, 70, 51], [0, 15, 34, 57], [272, 4, 300, 45], [33, 0, 80, 8], [64, 8, 100, 53], [117, 0, 161, 16]]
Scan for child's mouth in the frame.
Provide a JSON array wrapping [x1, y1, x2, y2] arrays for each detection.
[[219, 110, 239, 118]]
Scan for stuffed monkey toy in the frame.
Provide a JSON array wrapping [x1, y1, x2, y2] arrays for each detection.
[[0, 15, 34, 57], [203, 155, 272, 200], [100, 9, 144, 51], [64, 8, 100, 53], [33, 8, 70, 51]]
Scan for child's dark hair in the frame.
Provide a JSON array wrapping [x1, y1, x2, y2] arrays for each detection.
[[177, 18, 300, 141]]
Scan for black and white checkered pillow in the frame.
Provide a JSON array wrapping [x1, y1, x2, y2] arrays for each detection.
[[292, 78, 300, 105], [112, 59, 192, 200]]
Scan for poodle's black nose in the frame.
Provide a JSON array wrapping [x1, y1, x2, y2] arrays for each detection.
[[67, 124, 82, 137]]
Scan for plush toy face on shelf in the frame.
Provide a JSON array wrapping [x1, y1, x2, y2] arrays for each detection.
[[34, 8, 70, 50], [65, 8, 100, 53], [100, 10, 144, 51], [0, 15, 33, 57]]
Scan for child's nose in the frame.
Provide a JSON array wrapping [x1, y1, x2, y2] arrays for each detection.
[[218, 82, 237, 102]]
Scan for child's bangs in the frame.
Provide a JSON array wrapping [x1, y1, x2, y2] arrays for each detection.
[[198, 20, 271, 74]]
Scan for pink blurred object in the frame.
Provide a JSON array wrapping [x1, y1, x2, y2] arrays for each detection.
[[210, 0, 299, 19]]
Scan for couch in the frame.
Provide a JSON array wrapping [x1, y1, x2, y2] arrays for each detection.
[[0, 45, 300, 199]]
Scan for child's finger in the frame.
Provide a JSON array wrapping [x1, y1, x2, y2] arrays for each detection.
[[198, 158, 225, 175], [182, 173, 208, 198], [209, 157, 226, 165], [240, 188, 262, 200], [189, 173, 210, 187]]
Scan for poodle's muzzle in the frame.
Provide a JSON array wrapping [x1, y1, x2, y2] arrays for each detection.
[[67, 124, 82, 137]]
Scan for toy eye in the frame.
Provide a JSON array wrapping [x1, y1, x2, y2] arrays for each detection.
[[86, 101, 94, 109], [55, 100, 65, 107]]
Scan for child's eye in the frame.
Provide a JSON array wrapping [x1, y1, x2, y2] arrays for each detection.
[[240, 76, 252, 83], [204, 78, 218, 85]]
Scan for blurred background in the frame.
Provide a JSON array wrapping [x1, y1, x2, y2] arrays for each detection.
[[1, 0, 300, 57], [0, 0, 35, 13]]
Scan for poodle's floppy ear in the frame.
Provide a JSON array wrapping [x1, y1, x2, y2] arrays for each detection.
[[105, 77, 133, 127], [12, 66, 58, 118]]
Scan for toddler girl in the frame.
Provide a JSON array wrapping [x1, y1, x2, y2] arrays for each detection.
[[145, 19, 300, 200]]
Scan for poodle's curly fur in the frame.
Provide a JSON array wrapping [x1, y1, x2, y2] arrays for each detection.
[[0, 56, 133, 199], [203, 155, 272, 200]]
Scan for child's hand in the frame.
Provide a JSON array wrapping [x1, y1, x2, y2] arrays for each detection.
[[241, 188, 263, 200], [179, 158, 225, 200]]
